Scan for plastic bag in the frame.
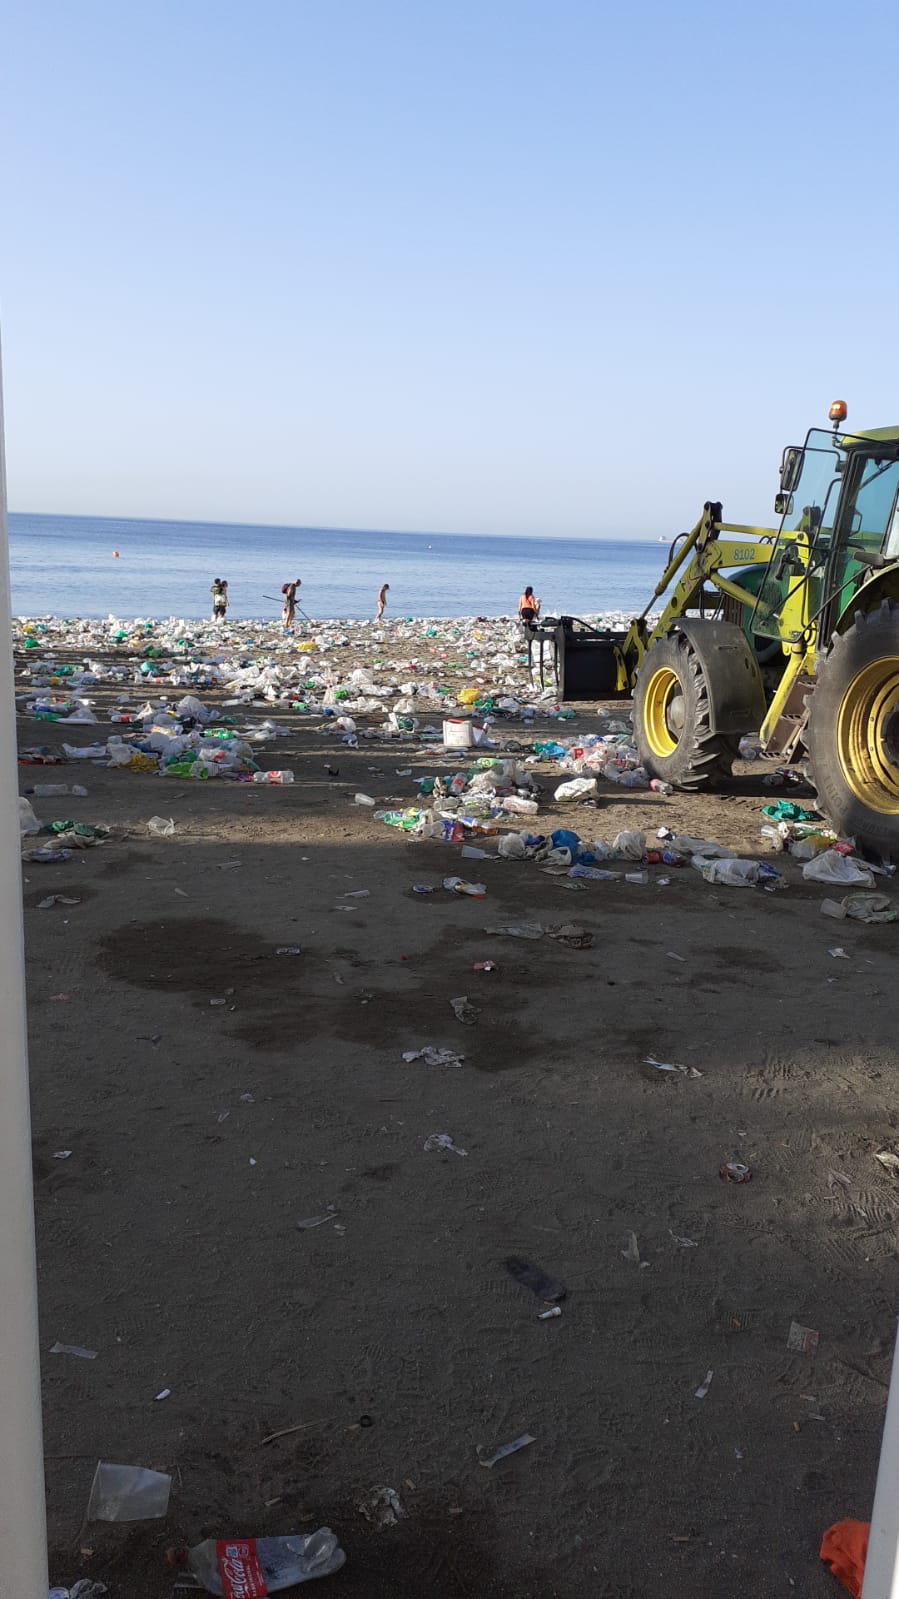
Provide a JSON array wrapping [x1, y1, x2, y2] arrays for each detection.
[[86, 1461, 172, 1522], [698, 857, 766, 886], [843, 891, 899, 923], [554, 777, 597, 802], [49, 1584, 108, 1599], [498, 831, 528, 859], [787, 834, 830, 860], [175, 694, 211, 723], [19, 797, 41, 835], [62, 744, 107, 761], [670, 834, 730, 858], [612, 830, 646, 860], [802, 852, 875, 888]]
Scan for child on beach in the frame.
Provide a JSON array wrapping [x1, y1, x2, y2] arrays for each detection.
[[376, 583, 389, 621]]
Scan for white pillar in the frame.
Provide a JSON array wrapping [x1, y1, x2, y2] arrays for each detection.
[[0, 336, 49, 1595], [862, 1317, 899, 1598]]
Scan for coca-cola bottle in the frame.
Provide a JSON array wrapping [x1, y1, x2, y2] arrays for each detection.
[[168, 1530, 345, 1594]]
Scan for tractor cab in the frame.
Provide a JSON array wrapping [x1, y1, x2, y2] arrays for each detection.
[[751, 410, 899, 644]]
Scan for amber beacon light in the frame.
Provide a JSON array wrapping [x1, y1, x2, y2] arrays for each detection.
[[829, 399, 848, 431]]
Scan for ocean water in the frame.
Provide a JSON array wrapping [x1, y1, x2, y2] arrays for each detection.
[[7, 511, 669, 622]]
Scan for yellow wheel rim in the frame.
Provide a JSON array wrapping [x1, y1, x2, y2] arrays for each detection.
[[836, 657, 899, 813], [642, 665, 684, 758]]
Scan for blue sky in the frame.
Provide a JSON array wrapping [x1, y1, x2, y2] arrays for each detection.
[[2, 0, 898, 537]]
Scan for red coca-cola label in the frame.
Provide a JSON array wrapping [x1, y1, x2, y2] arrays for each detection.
[[216, 1540, 268, 1598]]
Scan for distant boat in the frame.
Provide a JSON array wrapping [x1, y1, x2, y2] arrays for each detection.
[[658, 536, 667, 543]]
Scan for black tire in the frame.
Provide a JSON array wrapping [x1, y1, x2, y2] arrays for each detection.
[[633, 632, 738, 789], [805, 598, 899, 857]]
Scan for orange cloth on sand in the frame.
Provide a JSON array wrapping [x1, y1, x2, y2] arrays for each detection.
[[820, 1520, 870, 1598]]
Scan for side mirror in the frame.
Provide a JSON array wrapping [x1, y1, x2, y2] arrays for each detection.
[[780, 447, 803, 494], [775, 491, 794, 517]]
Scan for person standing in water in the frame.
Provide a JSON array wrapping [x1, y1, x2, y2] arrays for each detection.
[[282, 579, 301, 629], [376, 583, 390, 622], [518, 585, 540, 624]]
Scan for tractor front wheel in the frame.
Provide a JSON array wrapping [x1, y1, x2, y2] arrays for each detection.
[[806, 598, 899, 857], [633, 632, 737, 789]]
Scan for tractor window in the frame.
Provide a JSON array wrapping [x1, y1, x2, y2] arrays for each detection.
[[885, 498, 899, 559], [751, 433, 841, 640], [825, 454, 899, 617], [778, 431, 842, 543], [846, 456, 899, 549]]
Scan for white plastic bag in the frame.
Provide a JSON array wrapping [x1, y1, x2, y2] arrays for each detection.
[[671, 834, 730, 858], [612, 830, 646, 860], [498, 831, 528, 859], [175, 694, 211, 723], [554, 777, 597, 802], [698, 857, 763, 886], [86, 1460, 172, 1521], [787, 838, 826, 860], [538, 846, 572, 866], [19, 797, 41, 835], [63, 743, 107, 761], [802, 852, 875, 888]]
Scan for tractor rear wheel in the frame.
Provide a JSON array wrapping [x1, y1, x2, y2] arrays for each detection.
[[805, 598, 899, 857], [633, 632, 738, 789]]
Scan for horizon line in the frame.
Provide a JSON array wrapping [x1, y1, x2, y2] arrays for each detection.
[[7, 508, 665, 545]]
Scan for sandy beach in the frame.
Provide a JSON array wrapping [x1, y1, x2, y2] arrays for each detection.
[[20, 614, 899, 1597]]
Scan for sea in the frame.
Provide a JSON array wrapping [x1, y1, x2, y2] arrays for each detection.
[[7, 511, 668, 623]]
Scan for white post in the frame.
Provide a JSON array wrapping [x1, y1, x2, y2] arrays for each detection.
[[0, 337, 49, 1596], [862, 1319, 899, 1598]]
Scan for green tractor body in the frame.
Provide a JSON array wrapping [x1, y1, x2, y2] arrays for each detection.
[[606, 411, 899, 855]]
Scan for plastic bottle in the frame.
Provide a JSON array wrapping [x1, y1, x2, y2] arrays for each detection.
[[31, 783, 88, 797], [170, 1530, 345, 1593], [500, 794, 539, 814], [649, 779, 673, 794], [251, 770, 295, 784]]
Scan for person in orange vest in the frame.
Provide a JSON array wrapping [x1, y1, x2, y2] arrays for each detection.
[[518, 586, 540, 624]]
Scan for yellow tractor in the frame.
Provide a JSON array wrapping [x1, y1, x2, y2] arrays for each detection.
[[607, 402, 899, 855]]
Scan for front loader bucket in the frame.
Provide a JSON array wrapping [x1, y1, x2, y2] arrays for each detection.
[[556, 617, 629, 702]]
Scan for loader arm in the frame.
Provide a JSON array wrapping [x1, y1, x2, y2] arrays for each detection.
[[616, 503, 788, 686]]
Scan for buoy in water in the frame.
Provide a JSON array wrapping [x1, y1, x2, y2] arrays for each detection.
[[113, 549, 120, 557]]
